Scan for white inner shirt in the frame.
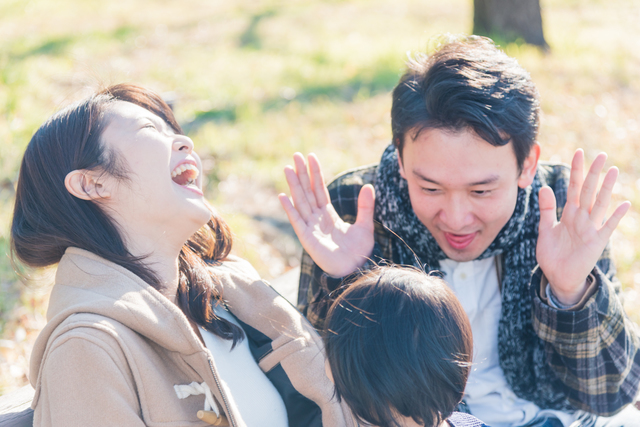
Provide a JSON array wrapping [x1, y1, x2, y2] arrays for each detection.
[[439, 257, 575, 427], [200, 306, 289, 427]]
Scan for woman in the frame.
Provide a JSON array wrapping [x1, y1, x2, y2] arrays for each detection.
[[11, 84, 352, 427]]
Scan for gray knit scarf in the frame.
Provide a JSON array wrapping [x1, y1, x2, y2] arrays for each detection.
[[373, 144, 570, 409]]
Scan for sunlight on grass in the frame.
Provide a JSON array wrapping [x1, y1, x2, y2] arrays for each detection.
[[0, 0, 639, 393]]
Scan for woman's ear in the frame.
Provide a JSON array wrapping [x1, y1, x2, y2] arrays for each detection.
[[64, 169, 111, 201], [517, 143, 541, 189]]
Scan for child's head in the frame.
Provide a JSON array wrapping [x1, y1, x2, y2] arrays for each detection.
[[324, 266, 472, 427]]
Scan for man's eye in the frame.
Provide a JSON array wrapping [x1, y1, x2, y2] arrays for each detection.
[[472, 190, 491, 196], [421, 187, 439, 194]]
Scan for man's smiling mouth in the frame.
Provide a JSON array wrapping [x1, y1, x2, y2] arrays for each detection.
[[443, 232, 477, 250]]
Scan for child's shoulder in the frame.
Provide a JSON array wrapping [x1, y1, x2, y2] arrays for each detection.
[[446, 411, 489, 427]]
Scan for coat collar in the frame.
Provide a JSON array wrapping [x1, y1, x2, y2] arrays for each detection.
[[30, 248, 205, 386]]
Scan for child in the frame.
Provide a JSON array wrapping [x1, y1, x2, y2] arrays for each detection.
[[323, 266, 488, 427]]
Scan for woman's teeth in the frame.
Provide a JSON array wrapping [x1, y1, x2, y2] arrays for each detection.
[[171, 163, 198, 178], [171, 163, 199, 186]]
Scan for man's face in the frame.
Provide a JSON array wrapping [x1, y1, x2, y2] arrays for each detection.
[[398, 127, 539, 262]]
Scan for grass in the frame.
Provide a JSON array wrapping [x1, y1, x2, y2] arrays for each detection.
[[0, 0, 639, 393]]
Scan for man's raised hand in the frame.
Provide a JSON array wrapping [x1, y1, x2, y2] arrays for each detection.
[[278, 153, 375, 278], [537, 149, 631, 306]]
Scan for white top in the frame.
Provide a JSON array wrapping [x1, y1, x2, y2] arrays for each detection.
[[439, 257, 575, 427], [201, 306, 289, 427]]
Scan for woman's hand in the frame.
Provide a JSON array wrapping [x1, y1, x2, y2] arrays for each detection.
[[279, 153, 375, 278]]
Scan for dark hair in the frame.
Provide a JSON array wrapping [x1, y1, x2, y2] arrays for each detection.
[[11, 83, 243, 345], [391, 35, 540, 171], [324, 266, 473, 427]]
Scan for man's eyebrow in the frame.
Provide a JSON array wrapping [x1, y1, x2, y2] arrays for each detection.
[[412, 170, 500, 186]]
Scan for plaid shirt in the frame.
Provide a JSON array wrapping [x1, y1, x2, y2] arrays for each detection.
[[297, 163, 640, 416]]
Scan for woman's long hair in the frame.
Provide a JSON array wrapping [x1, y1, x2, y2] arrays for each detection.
[[11, 83, 243, 344]]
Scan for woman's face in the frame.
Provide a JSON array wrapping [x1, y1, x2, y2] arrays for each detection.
[[98, 100, 211, 241]]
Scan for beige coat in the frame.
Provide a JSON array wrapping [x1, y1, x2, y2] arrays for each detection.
[[29, 248, 353, 427]]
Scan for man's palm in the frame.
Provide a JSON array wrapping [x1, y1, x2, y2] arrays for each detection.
[[279, 153, 375, 278], [537, 150, 629, 305]]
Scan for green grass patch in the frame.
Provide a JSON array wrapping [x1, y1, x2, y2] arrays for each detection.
[[1, 0, 640, 392]]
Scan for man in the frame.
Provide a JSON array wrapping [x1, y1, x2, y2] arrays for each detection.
[[279, 36, 640, 426]]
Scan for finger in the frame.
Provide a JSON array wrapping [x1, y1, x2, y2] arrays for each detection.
[[283, 165, 313, 219], [589, 166, 618, 226], [278, 193, 310, 239], [566, 149, 585, 207], [293, 153, 318, 210], [538, 186, 558, 233], [598, 201, 631, 241], [308, 153, 331, 207], [355, 184, 375, 232], [579, 152, 607, 212]]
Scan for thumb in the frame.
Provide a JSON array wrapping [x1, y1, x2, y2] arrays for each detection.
[[538, 186, 557, 233], [355, 184, 375, 231]]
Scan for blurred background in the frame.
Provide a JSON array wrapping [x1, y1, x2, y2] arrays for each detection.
[[0, 0, 639, 394]]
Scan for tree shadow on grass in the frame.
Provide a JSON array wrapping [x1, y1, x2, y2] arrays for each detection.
[[182, 64, 400, 133], [8, 25, 137, 60], [268, 66, 399, 107], [15, 36, 75, 58], [239, 10, 277, 50]]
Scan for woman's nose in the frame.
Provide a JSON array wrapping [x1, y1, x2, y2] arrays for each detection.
[[172, 135, 194, 153]]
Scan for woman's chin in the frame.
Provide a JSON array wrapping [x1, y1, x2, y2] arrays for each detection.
[[187, 200, 214, 228]]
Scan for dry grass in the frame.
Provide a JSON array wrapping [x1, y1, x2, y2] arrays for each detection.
[[0, 0, 639, 394]]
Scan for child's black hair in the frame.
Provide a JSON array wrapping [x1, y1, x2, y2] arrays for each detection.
[[324, 266, 473, 427]]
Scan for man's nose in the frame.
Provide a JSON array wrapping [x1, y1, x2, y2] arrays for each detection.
[[440, 196, 474, 231]]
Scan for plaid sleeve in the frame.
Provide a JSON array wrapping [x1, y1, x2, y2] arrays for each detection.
[[297, 164, 391, 330], [298, 243, 385, 330], [297, 247, 336, 330], [531, 260, 640, 415]]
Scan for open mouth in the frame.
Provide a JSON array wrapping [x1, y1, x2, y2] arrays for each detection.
[[443, 232, 477, 250], [171, 163, 199, 187]]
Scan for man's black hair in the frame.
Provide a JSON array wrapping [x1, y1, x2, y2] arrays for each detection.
[[324, 266, 473, 427], [391, 35, 540, 171]]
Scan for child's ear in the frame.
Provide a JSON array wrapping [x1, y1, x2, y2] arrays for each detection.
[[64, 169, 112, 201]]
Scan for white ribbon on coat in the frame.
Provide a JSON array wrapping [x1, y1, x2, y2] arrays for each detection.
[[174, 382, 220, 416]]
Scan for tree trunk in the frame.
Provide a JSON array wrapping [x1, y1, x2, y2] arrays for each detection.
[[473, 0, 548, 49]]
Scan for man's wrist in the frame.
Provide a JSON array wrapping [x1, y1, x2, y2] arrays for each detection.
[[324, 258, 368, 279], [546, 283, 582, 309], [550, 279, 590, 306], [541, 273, 597, 310]]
